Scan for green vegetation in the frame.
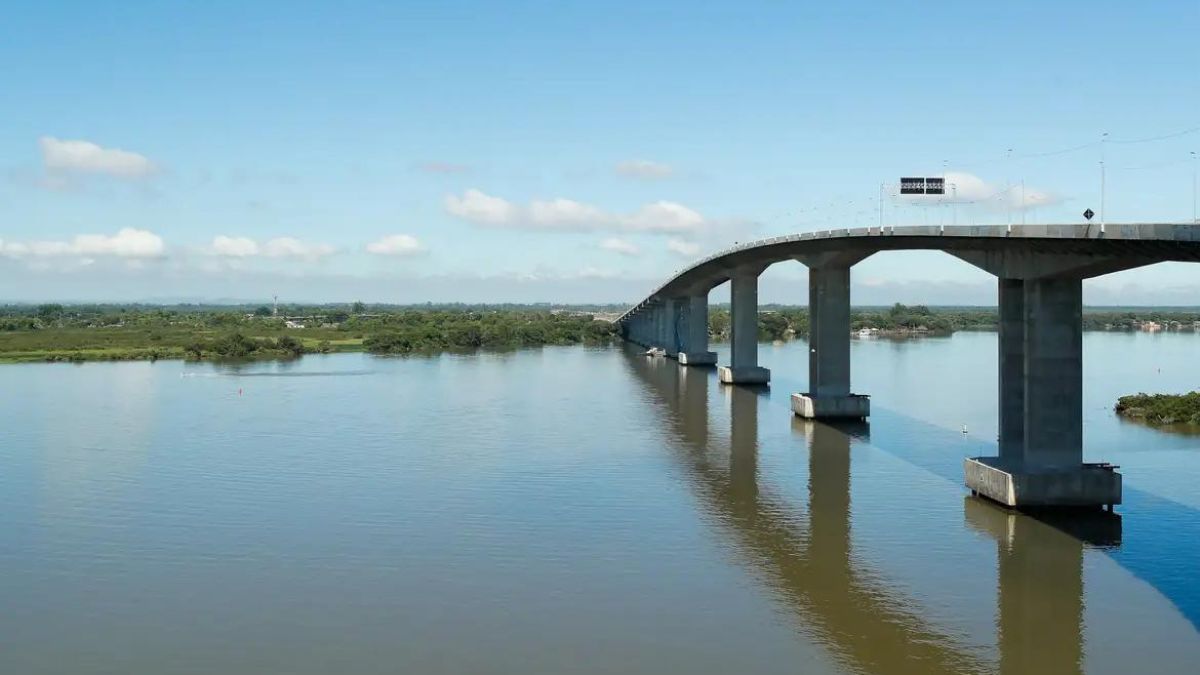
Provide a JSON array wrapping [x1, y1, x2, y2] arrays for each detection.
[[711, 304, 1000, 341], [1115, 392, 1200, 426], [2, 302, 1199, 365], [0, 304, 616, 363], [362, 310, 616, 354]]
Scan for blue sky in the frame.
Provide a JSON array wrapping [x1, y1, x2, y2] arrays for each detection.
[[2, 0, 1198, 304]]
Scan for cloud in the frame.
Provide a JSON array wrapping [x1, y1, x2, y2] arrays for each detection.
[[445, 188, 520, 225], [262, 237, 336, 260], [625, 201, 705, 232], [616, 159, 673, 179], [599, 237, 640, 256], [211, 235, 259, 257], [666, 238, 701, 258], [444, 188, 712, 234], [417, 161, 471, 174], [366, 234, 425, 256], [897, 171, 1063, 212], [0, 228, 165, 259], [207, 236, 335, 261], [39, 136, 157, 178]]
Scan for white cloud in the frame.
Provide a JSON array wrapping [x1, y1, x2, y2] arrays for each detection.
[[262, 237, 336, 260], [211, 235, 260, 257], [39, 136, 157, 178], [897, 171, 1063, 212], [625, 201, 705, 232], [444, 189, 713, 234], [0, 228, 165, 259], [366, 234, 425, 256], [529, 198, 609, 228], [616, 159, 674, 179], [445, 188, 520, 225], [666, 238, 701, 258], [599, 237, 640, 256]]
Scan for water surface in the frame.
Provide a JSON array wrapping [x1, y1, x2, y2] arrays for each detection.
[[2, 333, 1199, 674]]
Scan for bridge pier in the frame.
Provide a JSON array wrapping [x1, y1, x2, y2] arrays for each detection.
[[963, 271, 1121, 509], [719, 271, 770, 384], [661, 297, 680, 357], [678, 292, 717, 366], [792, 262, 869, 419]]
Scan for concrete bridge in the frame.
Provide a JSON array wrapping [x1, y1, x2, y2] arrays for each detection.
[[615, 223, 1200, 509]]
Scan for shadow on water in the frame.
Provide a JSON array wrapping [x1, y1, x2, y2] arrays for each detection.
[[625, 352, 996, 674], [630, 345, 1200, 634], [754, 362, 1200, 632]]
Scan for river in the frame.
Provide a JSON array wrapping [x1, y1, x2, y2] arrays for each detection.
[[2, 332, 1199, 674]]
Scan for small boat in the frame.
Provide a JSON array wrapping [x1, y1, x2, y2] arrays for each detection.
[[644, 347, 667, 357]]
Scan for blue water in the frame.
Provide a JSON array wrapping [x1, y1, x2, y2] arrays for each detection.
[[1, 333, 1198, 674]]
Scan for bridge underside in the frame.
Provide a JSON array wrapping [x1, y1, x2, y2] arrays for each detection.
[[618, 224, 1200, 509]]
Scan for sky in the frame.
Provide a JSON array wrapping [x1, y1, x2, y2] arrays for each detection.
[[2, 0, 1199, 305]]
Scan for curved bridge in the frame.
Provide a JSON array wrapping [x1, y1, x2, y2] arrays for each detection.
[[615, 223, 1200, 508]]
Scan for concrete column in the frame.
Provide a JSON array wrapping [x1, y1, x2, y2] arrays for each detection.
[[719, 272, 770, 384], [966, 275, 1119, 508], [662, 298, 679, 357], [998, 279, 1025, 462], [1023, 278, 1083, 470], [792, 265, 869, 419], [679, 292, 717, 366], [730, 274, 758, 368], [809, 266, 852, 397], [653, 302, 665, 351]]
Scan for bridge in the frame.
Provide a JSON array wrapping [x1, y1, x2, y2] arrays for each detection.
[[615, 223, 1200, 509]]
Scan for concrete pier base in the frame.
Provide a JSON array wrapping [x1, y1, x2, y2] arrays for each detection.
[[791, 393, 870, 419], [964, 457, 1121, 509], [718, 366, 771, 385], [678, 351, 717, 366]]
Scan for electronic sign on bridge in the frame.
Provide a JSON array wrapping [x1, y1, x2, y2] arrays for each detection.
[[900, 177, 945, 195]]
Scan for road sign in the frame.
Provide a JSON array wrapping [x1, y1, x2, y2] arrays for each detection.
[[900, 177, 925, 194], [1083, 208, 1095, 221], [925, 177, 945, 195]]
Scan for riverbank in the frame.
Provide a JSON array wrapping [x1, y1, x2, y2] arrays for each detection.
[[0, 305, 615, 363], [4, 303, 1199, 364]]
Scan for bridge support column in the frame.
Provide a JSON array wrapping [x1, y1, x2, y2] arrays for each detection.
[[678, 292, 717, 366], [792, 265, 869, 419], [651, 301, 667, 354], [966, 276, 1120, 509], [998, 279, 1025, 461], [662, 298, 680, 357], [719, 272, 770, 384]]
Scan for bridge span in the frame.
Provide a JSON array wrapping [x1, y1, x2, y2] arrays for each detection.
[[615, 223, 1200, 509]]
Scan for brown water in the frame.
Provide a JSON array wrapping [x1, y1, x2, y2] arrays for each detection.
[[2, 333, 1199, 674]]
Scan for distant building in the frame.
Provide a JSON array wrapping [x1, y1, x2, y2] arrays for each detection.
[[285, 320, 305, 329]]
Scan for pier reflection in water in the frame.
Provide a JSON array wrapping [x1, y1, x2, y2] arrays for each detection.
[[624, 348, 1124, 675]]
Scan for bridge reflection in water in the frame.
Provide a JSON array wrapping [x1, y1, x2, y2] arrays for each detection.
[[623, 347, 1118, 675]]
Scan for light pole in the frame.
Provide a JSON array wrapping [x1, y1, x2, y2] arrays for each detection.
[[951, 183, 957, 225], [879, 182, 884, 229], [1006, 148, 1013, 229], [1100, 132, 1108, 228]]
